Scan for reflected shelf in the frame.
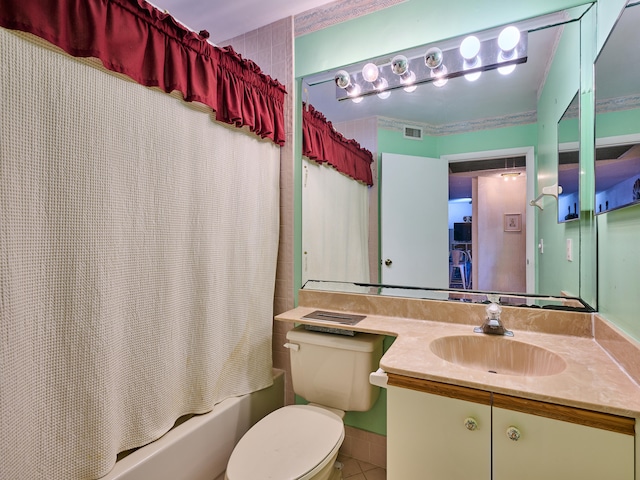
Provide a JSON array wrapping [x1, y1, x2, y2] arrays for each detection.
[[302, 280, 594, 312]]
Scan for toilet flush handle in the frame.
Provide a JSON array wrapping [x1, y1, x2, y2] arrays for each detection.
[[283, 343, 300, 352]]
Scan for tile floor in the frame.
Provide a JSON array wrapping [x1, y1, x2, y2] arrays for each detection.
[[340, 455, 386, 480]]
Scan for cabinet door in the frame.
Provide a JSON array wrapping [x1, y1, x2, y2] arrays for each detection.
[[387, 385, 491, 479], [493, 407, 634, 480]]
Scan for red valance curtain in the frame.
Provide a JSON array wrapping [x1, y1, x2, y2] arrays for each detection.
[[302, 104, 374, 186], [0, 0, 286, 145]]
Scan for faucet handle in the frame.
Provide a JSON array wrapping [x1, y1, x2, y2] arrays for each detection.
[[486, 302, 502, 320]]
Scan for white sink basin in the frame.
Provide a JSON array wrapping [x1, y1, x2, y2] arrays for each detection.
[[429, 335, 566, 376]]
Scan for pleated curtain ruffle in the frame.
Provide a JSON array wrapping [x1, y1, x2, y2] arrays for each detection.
[[302, 103, 374, 185], [0, 0, 286, 146]]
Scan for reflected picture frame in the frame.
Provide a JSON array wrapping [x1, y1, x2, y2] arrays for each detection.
[[504, 213, 522, 232]]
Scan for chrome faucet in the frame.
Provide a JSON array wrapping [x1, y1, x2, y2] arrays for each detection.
[[474, 302, 513, 336]]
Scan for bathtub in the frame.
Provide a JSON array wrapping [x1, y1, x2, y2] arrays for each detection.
[[103, 370, 285, 480]]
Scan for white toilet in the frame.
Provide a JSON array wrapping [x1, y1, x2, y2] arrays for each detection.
[[225, 325, 383, 480]]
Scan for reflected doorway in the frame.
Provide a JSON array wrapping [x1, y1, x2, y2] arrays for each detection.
[[445, 148, 534, 293]]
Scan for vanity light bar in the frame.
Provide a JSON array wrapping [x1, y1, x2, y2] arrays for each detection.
[[335, 30, 528, 101]]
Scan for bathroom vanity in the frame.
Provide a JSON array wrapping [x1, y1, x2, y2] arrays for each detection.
[[276, 286, 640, 480], [387, 375, 633, 479]]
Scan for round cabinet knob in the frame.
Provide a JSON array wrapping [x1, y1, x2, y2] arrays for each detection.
[[464, 417, 478, 431], [506, 426, 521, 441], [384, 259, 393, 266]]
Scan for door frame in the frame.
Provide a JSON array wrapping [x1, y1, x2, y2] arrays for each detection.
[[442, 146, 535, 294]]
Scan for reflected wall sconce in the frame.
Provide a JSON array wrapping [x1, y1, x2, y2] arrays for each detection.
[[530, 183, 563, 210], [501, 172, 521, 181], [501, 159, 521, 180], [335, 26, 528, 101]]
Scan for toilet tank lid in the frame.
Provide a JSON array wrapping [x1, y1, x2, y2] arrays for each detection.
[[286, 325, 383, 352], [226, 405, 344, 480]]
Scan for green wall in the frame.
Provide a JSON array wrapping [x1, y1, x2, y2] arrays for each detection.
[[596, 109, 640, 138], [593, 0, 640, 338], [437, 124, 537, 157], [596, 107, 640, 338], [378, 122, 538, 158], [377, 128, 438, 158], [598, 204, 640, 337], [296, 0, 588, 78], [558, 115, 580, 144], [536, 15, 583, 299], [376, 124, 539, 163]]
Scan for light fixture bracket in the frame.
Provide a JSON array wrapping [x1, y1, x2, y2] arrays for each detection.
[[335, 30, 528, 101]]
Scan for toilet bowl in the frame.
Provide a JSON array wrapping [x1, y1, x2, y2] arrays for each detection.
[[225, 326, 383, 480], [225, 404, 344, 480]]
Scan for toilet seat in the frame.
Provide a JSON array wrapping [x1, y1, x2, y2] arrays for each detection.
[[225, 404, 345, 480]]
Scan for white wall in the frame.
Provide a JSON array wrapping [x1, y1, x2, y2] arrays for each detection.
[[476, 176, 527, 292]]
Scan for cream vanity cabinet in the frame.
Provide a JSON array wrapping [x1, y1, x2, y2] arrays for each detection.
[[387, 374, 635, 480], [387, 376, 492, 479]]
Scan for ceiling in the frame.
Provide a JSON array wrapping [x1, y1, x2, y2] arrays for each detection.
[[147, 0, 335, 43]]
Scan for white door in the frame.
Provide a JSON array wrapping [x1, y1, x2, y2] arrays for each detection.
[[380, 153, 449, 289]]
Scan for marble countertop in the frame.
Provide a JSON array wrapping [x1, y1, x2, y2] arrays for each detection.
[[276, 301, 640, 419]]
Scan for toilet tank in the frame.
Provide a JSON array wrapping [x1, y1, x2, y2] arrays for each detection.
[[285, 326, 384, 412]]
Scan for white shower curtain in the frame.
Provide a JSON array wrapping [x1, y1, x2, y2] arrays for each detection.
[[302, 157, 370, 285], [0, 29, 279, 480]]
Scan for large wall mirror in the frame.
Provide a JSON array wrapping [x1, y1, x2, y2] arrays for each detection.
[[299, 5, 590, 305], [595, 1, 640, 215], [558, 93, 580, 223]]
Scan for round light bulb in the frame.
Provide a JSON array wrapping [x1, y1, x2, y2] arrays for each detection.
[[464, 56, 482, 81], [335, 70, 351, 89], [433, 78, 448, 87], [498, 26, 520, 53], [401, 70, 416, 86], [465, 70, 482, 82], [425, 47, 443, 69], [391, 55, 409, 76], [375, 77, 388, 91], [350, 83, 363, 103], [431, 65, 448, 87], [376, 78, 390, 99], [347, 83, 362, 98], [498, 63, 516, 75], [362, 63, 379, 83], [402, 75, 416, 92], [460, 36, 481, 60]]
